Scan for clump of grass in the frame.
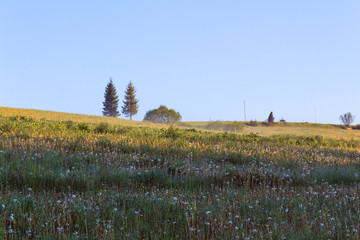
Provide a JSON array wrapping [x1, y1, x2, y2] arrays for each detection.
[[77, 122, 90, 132], [64, 120, 76, 130], [0, 122, 12, 134], [248, 120, 259, 127], [94, 122, 111, 134], [311, 166, 360, 184]]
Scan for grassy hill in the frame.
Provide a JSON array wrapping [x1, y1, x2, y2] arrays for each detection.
[[1, 107, 360, 239], [181, 120, 360, 139], [1, 106, 359, 139], [0, 107, 164, 128]]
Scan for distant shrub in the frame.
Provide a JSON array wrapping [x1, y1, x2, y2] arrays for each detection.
[[339, 112, 355, 128], [64, 120, 76, 130], [77, 123, 90, 132], [279, 118, 286, 123], [163, 125, 182, 139], [185, 128, 197, 133], [94, 122, 111, 134], [9, 115, 33, 122], [115, 126, 131, 134], [248, 120, 258, 127], [9, 116, 19, 121], [352, 124, 360, 130], [238, 133, 261, 143]]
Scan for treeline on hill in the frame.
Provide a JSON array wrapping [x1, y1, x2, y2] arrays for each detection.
[[102, 79, 139, 120], [102, 79, 182, 123], [103, 78, 358, 129]]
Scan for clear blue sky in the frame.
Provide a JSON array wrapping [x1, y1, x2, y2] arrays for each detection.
[[1, 1, 359, 123]]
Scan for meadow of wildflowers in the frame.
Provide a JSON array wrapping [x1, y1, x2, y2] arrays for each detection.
[[1, 114, 360, 239]]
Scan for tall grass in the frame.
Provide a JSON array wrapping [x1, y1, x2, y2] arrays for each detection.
[[1, 110, 360, 239]]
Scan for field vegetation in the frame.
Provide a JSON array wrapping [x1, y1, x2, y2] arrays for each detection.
[[1, 107, 360, 239]]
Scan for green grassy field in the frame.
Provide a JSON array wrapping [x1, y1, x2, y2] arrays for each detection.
[[1, 106, 359, 139], [1, 107, 360, 239]]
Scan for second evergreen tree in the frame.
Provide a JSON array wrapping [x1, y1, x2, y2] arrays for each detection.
[[122, 81, 139, 120]]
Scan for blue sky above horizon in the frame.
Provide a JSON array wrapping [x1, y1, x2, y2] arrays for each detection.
[[1, 1, 360, 123]]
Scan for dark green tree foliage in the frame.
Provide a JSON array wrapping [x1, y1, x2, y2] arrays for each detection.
[[144, 105, 181, 123], [122, 81, 139, 120], [268, 112, 275, 126], [102, 78, 120, 117]]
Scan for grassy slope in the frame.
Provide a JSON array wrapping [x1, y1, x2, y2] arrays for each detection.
[[1, 106, 358, 139], [0, 106, 166, 128], [1, 107, 360, 238]]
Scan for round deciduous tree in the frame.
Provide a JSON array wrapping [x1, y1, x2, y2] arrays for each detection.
[[144, 105, 181, 123]]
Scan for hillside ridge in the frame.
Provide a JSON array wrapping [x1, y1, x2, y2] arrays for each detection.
[[0, 106, 358, 139]]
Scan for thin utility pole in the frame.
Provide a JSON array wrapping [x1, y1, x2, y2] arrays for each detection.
[[243, 100, 246, 122], [315, 109, 317, 123]]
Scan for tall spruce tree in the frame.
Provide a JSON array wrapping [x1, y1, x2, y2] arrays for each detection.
[[102, 78, 120, 117], [122, 81, 139, 120]]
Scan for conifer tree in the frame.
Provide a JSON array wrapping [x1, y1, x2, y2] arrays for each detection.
[[268, 112, 275, 126], [102, 78, 120, 117], [122, 81, 139, 120]]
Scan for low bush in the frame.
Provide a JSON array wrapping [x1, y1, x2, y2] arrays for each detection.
[[64, 120, 76, 130], [77, 123, 90, 132], [94, 122, 111, 134], [352, 124, 360, 130], [248, 120, 258, 127]]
